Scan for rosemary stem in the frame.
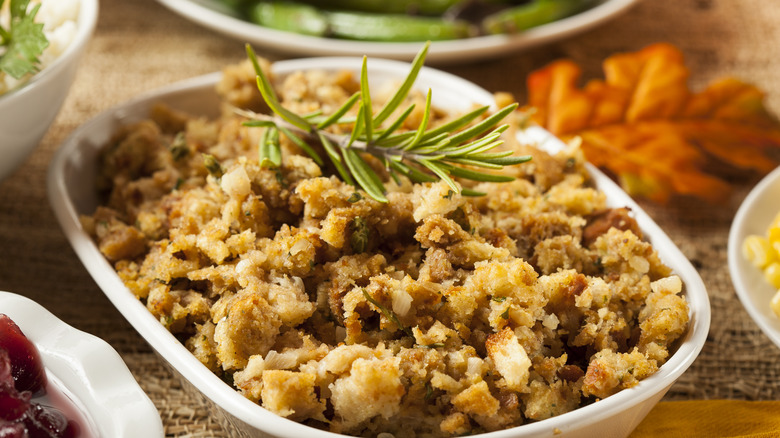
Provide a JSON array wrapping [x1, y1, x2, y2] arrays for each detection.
[[236, 108, 418, 163]]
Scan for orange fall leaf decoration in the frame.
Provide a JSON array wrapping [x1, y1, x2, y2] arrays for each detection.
[[524, 43, 780, 204]]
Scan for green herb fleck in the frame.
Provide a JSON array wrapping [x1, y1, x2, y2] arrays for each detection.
[[424, 383, 434, 401], [500, 308, 510, 319], [347, 192, 363, 203], [202, 154, 224, 178], [443, 189, 455, 200], [448, 207, 470, 231], [274, 168, 287, 187], [415, 342, 445, 349], [170, 132, 189, 160], [350, 216, 369, 254], [492, 296, 507, 303]]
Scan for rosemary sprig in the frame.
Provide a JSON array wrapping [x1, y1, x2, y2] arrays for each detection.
[[240, 42, 531, 202]]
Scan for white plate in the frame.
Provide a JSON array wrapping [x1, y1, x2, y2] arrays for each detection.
[[728, 165, 780, 349], [0, 291, 164, 437], [47, 57, 709, 438], [155, 0, 639, 63]]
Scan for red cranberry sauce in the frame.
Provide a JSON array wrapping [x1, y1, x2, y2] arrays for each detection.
[[0, 314, 80, 438]]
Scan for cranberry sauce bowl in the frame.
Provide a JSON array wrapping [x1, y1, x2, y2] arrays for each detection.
[[0, 291, 163, 437]]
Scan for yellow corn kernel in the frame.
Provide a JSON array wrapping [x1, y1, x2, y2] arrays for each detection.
[[769, 226, 780, 247], [743, 235, 776, 268], [771, 290, 780, 319], [768, 211, 780, 232], [764, 262, 780, 290]]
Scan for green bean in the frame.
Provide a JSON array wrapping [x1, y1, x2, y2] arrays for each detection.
[[248, 1, 474, 42], [327, 11, 474, 41], [482, 0, 595, 34], [249, 2, 327, 36], [295, 0, 464, 16]]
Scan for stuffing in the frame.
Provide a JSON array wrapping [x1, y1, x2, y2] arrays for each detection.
[[486, 327, 532, 392], [85, 57, 691, 437], [260, 370, 326, 422], [581, 348, 658, 399], [214, 290, 282, 370], [330, 357, 405, 432]]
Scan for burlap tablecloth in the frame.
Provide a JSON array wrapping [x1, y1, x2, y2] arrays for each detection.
[[1, 0, 778, 436]]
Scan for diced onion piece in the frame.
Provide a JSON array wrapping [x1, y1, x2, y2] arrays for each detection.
[[391, 289, 412, 317]]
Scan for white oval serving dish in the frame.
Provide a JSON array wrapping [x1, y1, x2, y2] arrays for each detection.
[[47, 57, 710, 438]]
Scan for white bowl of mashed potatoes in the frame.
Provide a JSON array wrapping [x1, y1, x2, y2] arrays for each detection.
[[0, 0, 97, 182], [47, 55, 710, 438]]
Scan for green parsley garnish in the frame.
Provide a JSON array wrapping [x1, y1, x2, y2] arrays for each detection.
[[0, 0, 49, 80]]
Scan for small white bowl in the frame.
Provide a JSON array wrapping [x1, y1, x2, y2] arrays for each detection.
[[48, 58, 710, 438], [0, 0, 98, 182], [0, 291, 164, 437], [728, 165, 780, 349]]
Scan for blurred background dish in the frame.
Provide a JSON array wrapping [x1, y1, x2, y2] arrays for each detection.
[[728, 166, 780, 350], [0, 291, 164, 437], [154, 0, 639, 63], [0, 0, 98, 182]]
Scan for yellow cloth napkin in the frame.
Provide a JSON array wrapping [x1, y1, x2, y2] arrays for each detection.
[[630, 400, 780, 438]]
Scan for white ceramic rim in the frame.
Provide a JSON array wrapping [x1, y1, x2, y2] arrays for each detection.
[[47, 57, 710, 437], [154, 0, 639, 62], [0, 291, 164, 438], [0, 0, 99, 105], [728, 165, 780, 349]]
